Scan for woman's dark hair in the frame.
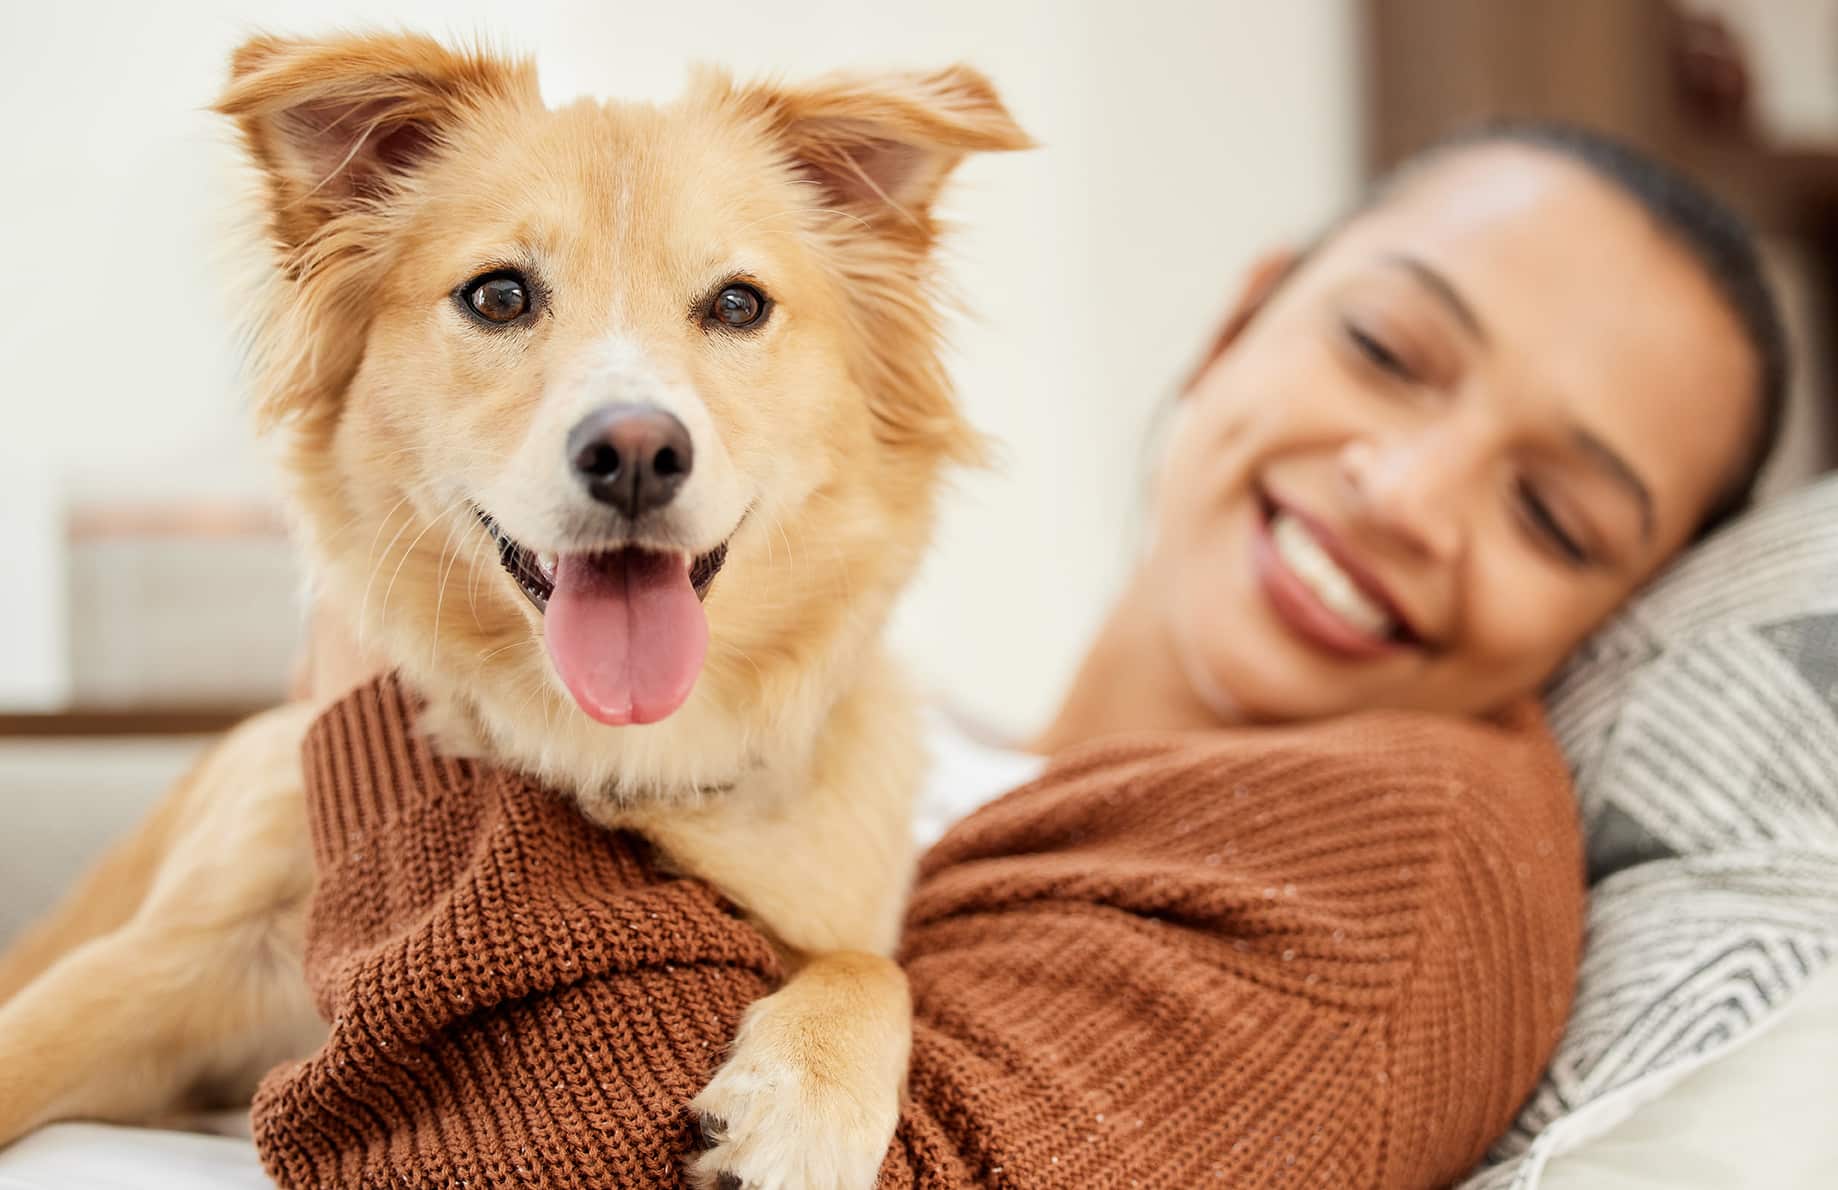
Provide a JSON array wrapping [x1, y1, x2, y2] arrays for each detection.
[[1384, 121, 1790, 540]]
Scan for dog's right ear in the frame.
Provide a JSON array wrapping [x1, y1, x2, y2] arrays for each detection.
[[215, 34, 535, 428], [215, 32, 536, 253]]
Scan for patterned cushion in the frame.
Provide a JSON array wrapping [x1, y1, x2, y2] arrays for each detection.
[[1467, 475, 1838, 1189]]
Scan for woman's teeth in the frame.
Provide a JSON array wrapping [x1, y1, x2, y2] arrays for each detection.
[[1270, 512, 1396, 639]]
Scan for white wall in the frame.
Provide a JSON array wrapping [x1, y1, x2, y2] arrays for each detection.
[[1, 0, 1358, 732]]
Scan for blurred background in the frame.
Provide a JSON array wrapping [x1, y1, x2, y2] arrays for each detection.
[[4, 0, 1837, 940]]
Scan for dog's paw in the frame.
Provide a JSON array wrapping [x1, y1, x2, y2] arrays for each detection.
[[685, 1012, 898, 1190]]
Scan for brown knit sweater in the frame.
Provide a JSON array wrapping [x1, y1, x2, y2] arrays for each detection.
[[253, 675, 1583, 1188]]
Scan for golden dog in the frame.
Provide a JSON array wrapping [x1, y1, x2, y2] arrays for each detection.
[[0, 31, 1027, 1188]]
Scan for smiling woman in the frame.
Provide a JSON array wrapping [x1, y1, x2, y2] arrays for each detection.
[[1038, 121, 1785, 743]]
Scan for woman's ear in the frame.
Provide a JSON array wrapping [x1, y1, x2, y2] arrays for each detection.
[[1180, 248, 1301, 394]]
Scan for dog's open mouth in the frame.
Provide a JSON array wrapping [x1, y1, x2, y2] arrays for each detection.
[[475, 508, 735, 727], [477, 509, 729, 614]]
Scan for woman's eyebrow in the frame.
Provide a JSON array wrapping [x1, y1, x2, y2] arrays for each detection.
[[1374, 254, 1656, 545], [1572, 427, 1656, 543], [1383, 253, 1489, 344]]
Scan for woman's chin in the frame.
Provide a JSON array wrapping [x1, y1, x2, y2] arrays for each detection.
[[1180, 611, 1400, 725], [1162, 549, 1415, 724]]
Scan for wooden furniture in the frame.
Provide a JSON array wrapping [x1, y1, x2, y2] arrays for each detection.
[[0, 502, 297, 737]]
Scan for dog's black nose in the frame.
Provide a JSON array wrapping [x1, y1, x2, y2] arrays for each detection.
[[566, 404, 694, 518]]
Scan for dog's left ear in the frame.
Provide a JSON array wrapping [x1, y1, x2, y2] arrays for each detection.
[[724, 65, 1034, 225], [706, 67, 1031, 462]]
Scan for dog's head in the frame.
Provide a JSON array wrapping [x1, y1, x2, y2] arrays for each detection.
[[219, 33, 1027, 796]]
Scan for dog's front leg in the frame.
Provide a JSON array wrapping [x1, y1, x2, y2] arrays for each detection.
[[687, 951, 911, 1190], [622, 670, 923, 1190]]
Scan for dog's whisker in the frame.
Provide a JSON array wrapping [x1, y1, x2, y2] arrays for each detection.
[[357, 500, 421, 651], [764, 509, 798, 574], [428, 503, 474, 668], [465, 529, 493, 628], [356, 494, 414, 567], [539, 667, 557, 737], [474, 637, 540, 669], [509, 666, 554, 727], [721, 643, 768, 688], [379, 496, 471, 638]]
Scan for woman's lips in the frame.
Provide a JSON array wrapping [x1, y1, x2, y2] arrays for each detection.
[[1251, 499, 1410, 661]]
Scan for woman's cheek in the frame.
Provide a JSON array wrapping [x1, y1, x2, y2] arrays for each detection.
[[1463, 581, 1589, 684]]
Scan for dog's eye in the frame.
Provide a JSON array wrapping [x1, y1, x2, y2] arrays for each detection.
[[710, 284, 768, 329], [461, 272, 530, 324]]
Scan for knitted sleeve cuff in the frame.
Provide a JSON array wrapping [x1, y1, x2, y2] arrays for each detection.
[[299, 673, 476, 870]]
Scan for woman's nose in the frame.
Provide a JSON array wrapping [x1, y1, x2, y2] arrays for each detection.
[[1337, 428, 1474, 562]]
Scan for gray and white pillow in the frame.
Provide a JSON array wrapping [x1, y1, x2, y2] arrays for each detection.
[[1466, 474, 1838, 1190]]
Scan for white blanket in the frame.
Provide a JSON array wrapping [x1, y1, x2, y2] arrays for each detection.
[[0, 1123, 267, 1190]]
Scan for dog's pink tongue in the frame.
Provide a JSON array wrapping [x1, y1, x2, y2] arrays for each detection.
[[543, 550, 708, 726]]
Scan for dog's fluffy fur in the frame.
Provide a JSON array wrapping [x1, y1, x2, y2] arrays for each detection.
[[0, 32, 1026, 1188]]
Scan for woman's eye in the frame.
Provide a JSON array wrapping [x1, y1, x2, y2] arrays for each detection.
[[1343, 319, 1413, 380], [1516, 478, 1591, 566], [460, 272, 530, 324], [708, 283, 769, 330]]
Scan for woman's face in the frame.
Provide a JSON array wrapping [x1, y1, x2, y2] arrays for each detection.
[[1154, 144, 1761, 721]]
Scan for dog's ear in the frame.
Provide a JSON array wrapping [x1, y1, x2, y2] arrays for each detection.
[[215, 32, 537, 251], [722, 65, 1033, 226], [702, 67, 1030, 463], [215, 34, 535, 428]]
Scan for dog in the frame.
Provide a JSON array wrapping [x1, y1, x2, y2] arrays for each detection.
[[0, 31, 1027, 1188]]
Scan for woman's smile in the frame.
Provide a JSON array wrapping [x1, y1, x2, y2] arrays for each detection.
[[1251, 488, 1421, 660]]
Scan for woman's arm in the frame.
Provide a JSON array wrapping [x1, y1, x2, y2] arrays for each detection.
[[255, 676, 1581, 1189], [884, 713, 1582, 1186]]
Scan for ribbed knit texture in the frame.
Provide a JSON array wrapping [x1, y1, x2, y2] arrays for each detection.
[[253, 674, 1584, 1188]]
